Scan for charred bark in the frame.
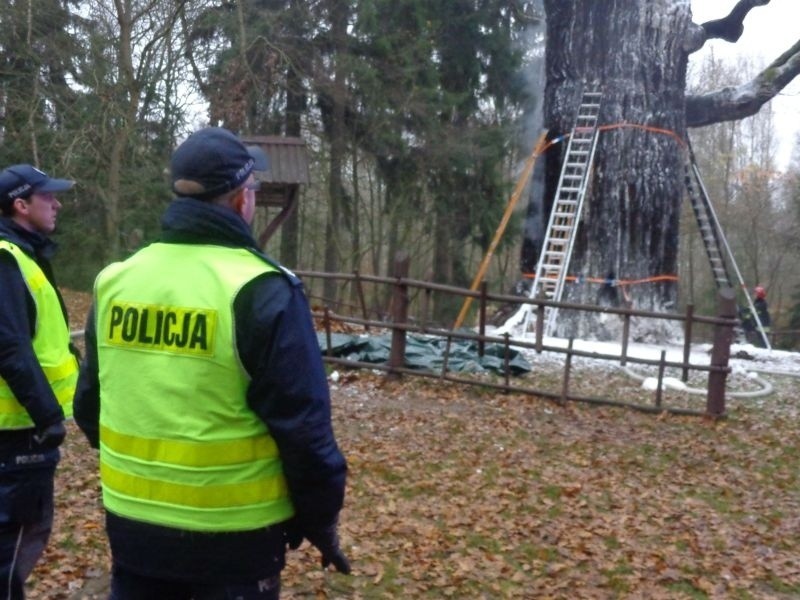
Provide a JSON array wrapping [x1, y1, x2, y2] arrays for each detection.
[[521, 0, 799, 337], [536, 0, 690, 335]]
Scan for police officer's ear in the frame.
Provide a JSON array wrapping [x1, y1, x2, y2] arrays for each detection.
[[231, 188, 246, 217], [12, 196, 29, 216], [231, 183, 256, 225]]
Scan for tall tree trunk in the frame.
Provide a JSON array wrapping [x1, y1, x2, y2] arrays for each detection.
[[536, 0, 690, 327], [280, 65, 304, 268], [349, 144, 361, 306], [523, 0, 800, 334], [104, 0, 140, 262], [322, 0, 347, 305]]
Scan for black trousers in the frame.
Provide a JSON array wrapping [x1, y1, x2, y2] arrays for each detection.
[[0, 448, 58, 600], [109, 564, 281, 600]]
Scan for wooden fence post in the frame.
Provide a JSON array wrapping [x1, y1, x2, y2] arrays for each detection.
[[441, 335, 452, 379], [561, 337, 574, 404], [421, 286, 432, 328], [324, 306, 332, 357], [353, 270, 370, 332], [478, 281, 488, 357], [707, 288, 736, 417], [535, 302, 545, 353], [503, 333, 511, 392], [682, 303, 694, 382], [388, 252, 410, 379], [620, 312, 631, 367], [655, 350, 666, 409]]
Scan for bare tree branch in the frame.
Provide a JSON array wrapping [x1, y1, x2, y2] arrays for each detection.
[[686, 40, 800, 128], [685, 0, 770, 53], [701, 0, 770, 42]]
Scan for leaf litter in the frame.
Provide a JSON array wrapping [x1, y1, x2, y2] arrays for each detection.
[[26, 290, 800, 599]]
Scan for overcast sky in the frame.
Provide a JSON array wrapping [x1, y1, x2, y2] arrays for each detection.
[[690, 0, 800, 169]]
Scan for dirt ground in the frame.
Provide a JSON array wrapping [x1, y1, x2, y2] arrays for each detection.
[[24, 290, 800, 599]]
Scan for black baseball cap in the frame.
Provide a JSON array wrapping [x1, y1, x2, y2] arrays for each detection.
[[171, 127, 269, 200], [0, 164, 75, 209]]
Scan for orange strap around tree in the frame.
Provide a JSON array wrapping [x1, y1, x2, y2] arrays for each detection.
[[454, 121, 685, 328], [521, 273, 679, 286]]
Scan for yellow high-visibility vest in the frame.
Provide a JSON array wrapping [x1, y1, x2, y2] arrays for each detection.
[[0, 240, 77, 429], [95, 242, 294, 532]]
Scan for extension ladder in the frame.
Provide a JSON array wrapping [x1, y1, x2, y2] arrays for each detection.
[[521, 88, 603, 335], [685, 146, 771, 349]]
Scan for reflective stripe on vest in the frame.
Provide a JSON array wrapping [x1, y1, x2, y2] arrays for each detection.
[[95, 243, 294, 532], [0, 240, 77, 429]]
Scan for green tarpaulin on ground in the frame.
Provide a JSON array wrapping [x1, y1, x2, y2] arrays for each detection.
[[317, 332, 531, 375]]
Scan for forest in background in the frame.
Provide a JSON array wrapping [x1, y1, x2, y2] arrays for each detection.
[[1, 1, 799, 345]]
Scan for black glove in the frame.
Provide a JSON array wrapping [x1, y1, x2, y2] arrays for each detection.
[[69, 341, 82, 362], [284, 518, 304, 550], [33, 420, 67, 449], [285, 518, 351, 574]]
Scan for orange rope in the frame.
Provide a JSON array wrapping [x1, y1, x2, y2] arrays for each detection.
[[597, 122, 687, 148], [616, 274, 679, 286], [547, 122, 688, 150], [518, 123, 685, 290], [521, 273, 678, 286]]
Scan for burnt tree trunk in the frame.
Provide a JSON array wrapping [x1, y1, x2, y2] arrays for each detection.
[[538, 0, 689, 321], [521, 0, 799, 337]]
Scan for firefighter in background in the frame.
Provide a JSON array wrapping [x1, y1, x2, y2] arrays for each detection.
[[753, 285, 772, 347], [740, 285, 772, 348]]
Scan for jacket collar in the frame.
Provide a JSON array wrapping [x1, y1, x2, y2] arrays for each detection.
[[0, 216, 57, 260], [160, 197, 259, 249]]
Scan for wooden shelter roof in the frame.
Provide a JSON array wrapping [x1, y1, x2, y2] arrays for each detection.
[[239, 135, 310, 185], [238, 135, 310, 246]]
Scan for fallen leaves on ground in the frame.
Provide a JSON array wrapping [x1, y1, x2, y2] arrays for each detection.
[[27, 290, 800, 599]]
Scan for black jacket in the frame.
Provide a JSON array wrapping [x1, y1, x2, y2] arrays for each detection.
[[73, 198, 347, 583], [754, 298, 771, 328], [0, 217, 67, 453]]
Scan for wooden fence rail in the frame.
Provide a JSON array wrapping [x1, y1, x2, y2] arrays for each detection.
[[297, 254, 737, 418], [67, 256, 737, 418]]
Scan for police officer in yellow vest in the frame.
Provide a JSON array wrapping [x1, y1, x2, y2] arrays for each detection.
[[0, 164, 77, 599], [74, 127, 348, 599]]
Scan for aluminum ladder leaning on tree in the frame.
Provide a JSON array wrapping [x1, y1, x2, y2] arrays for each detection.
[[498, 86, 603, 337], [684, 143, 771, 350]]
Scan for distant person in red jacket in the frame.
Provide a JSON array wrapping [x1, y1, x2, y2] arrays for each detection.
[[752, 285, 772, 347], [741, 285, 772, 348]]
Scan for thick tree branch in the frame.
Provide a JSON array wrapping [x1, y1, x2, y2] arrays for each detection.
[[686, 40, 800, 128], [685, 0, 770, 53], [701, 0, 770, 42]]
